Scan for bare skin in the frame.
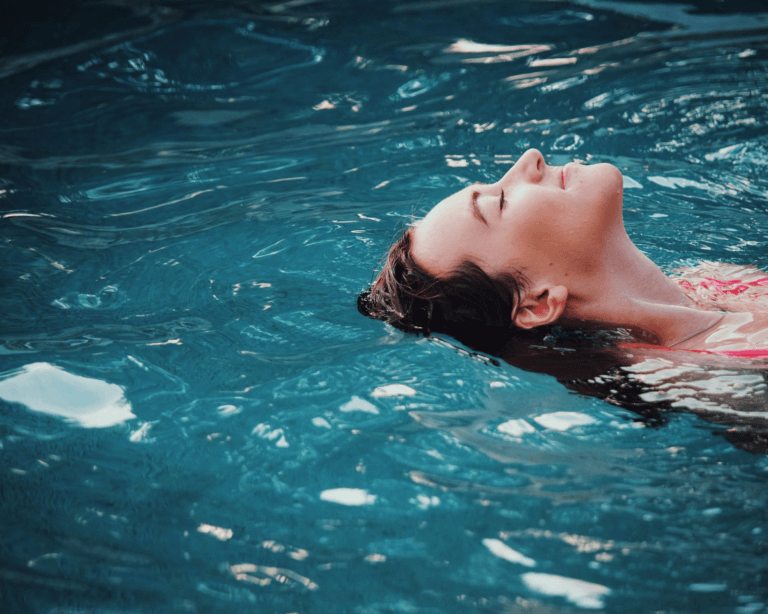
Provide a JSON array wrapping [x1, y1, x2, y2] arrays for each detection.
[[411, 148, 768, 353]]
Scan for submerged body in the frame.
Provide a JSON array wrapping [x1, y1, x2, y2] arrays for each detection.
[[668, 263, 768, 355]]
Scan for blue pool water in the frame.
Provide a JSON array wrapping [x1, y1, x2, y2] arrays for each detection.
[[2, 0, 768, 611]]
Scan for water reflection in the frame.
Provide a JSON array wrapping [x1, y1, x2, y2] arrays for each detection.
[[521, 572, 611, 609], [519, 343, 768, 452], [2, 0, 768, 611], [0, 362, 134, 427], [69, 21, 325, 95]]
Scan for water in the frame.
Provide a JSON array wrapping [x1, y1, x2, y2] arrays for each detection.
[[1, 0, 768, 611]]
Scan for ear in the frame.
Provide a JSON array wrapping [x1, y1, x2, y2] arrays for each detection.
[[513, 285, 568, 330]]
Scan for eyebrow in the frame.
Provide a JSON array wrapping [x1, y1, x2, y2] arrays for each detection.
[[470, 189, 488, 226]]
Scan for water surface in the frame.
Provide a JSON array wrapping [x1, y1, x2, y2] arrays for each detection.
[[2, 1, 768, 612]]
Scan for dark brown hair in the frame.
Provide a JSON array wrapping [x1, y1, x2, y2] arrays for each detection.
[[358, 229, 527, 338]]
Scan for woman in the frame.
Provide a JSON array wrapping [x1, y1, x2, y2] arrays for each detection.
[[359, 149, 768, 357]]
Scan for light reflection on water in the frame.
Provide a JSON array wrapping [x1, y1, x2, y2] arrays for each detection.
[[0, 363, 134, 428], [1, 0, 768, 612]]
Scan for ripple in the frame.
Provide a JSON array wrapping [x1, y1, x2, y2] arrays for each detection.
[[51, 285, 126, 310], [394, 73, 451, 99], [0, 317, 211, 353], [75, 21, 324, 95], [1, 111, 463, 170], [571, 0, 768, 34], [551, 133, 584, 151], [437, 39, 552, 64], [5, 199, 250, 248], [83, 176, 174, 200], [502, 9, 594, 27], [705, 142, 768, 171]]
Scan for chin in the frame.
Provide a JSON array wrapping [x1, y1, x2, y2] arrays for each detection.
[[590, 163, 625, 227], [595, 161, 623, 182], [596, 163, 624, 205]]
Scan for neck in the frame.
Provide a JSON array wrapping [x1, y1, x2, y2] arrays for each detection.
[[559, 230, 720, 346]]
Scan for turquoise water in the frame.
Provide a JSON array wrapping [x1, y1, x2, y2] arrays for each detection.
[[2, 1, 768, 611]]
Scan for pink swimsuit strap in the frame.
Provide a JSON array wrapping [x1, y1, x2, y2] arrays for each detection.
[[678, 276, 768, 296], [618, 343, 768, 358]]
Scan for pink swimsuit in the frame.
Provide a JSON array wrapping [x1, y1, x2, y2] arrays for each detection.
[[621, 276, 768, 358], [678, 276, 768, 296], [619, 343, 768, 358]]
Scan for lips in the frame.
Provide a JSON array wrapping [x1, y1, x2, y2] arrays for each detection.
[[562, 163, 573, 189]]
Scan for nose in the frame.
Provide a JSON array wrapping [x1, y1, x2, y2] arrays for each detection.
[[499, 148, 545, 186]]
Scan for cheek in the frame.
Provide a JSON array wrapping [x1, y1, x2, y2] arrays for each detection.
[[468, 230, 517, 274], [473, 222, 545, 273]]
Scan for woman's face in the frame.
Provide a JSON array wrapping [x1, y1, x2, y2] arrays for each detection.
[[411, 149, 625, 281]]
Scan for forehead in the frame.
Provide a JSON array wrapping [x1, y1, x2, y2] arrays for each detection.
[[420, 184, 478, 224], [411, 186, 477, 275]]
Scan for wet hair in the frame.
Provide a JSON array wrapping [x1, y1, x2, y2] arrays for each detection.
[[357, 229, 528, 339]]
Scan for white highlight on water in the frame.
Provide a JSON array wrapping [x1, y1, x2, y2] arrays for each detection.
[[622, 176, 643, 189], [371, 384, 416, 397], [412, 495, 440, 510], [129, 422, 153, 442], [482, 538, 536, 567], [320, 488, 376, 506], [252, 423, 289, 447], [340, 396, 379, 413], [218, 404, 241, 416], [647, 176, 710, 191], [497, 419, 536, 437], [521, 572, 611, 609], [0, 362, 135, 428], [533, 411, 597, 431], [198, 523, 233, 541]]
